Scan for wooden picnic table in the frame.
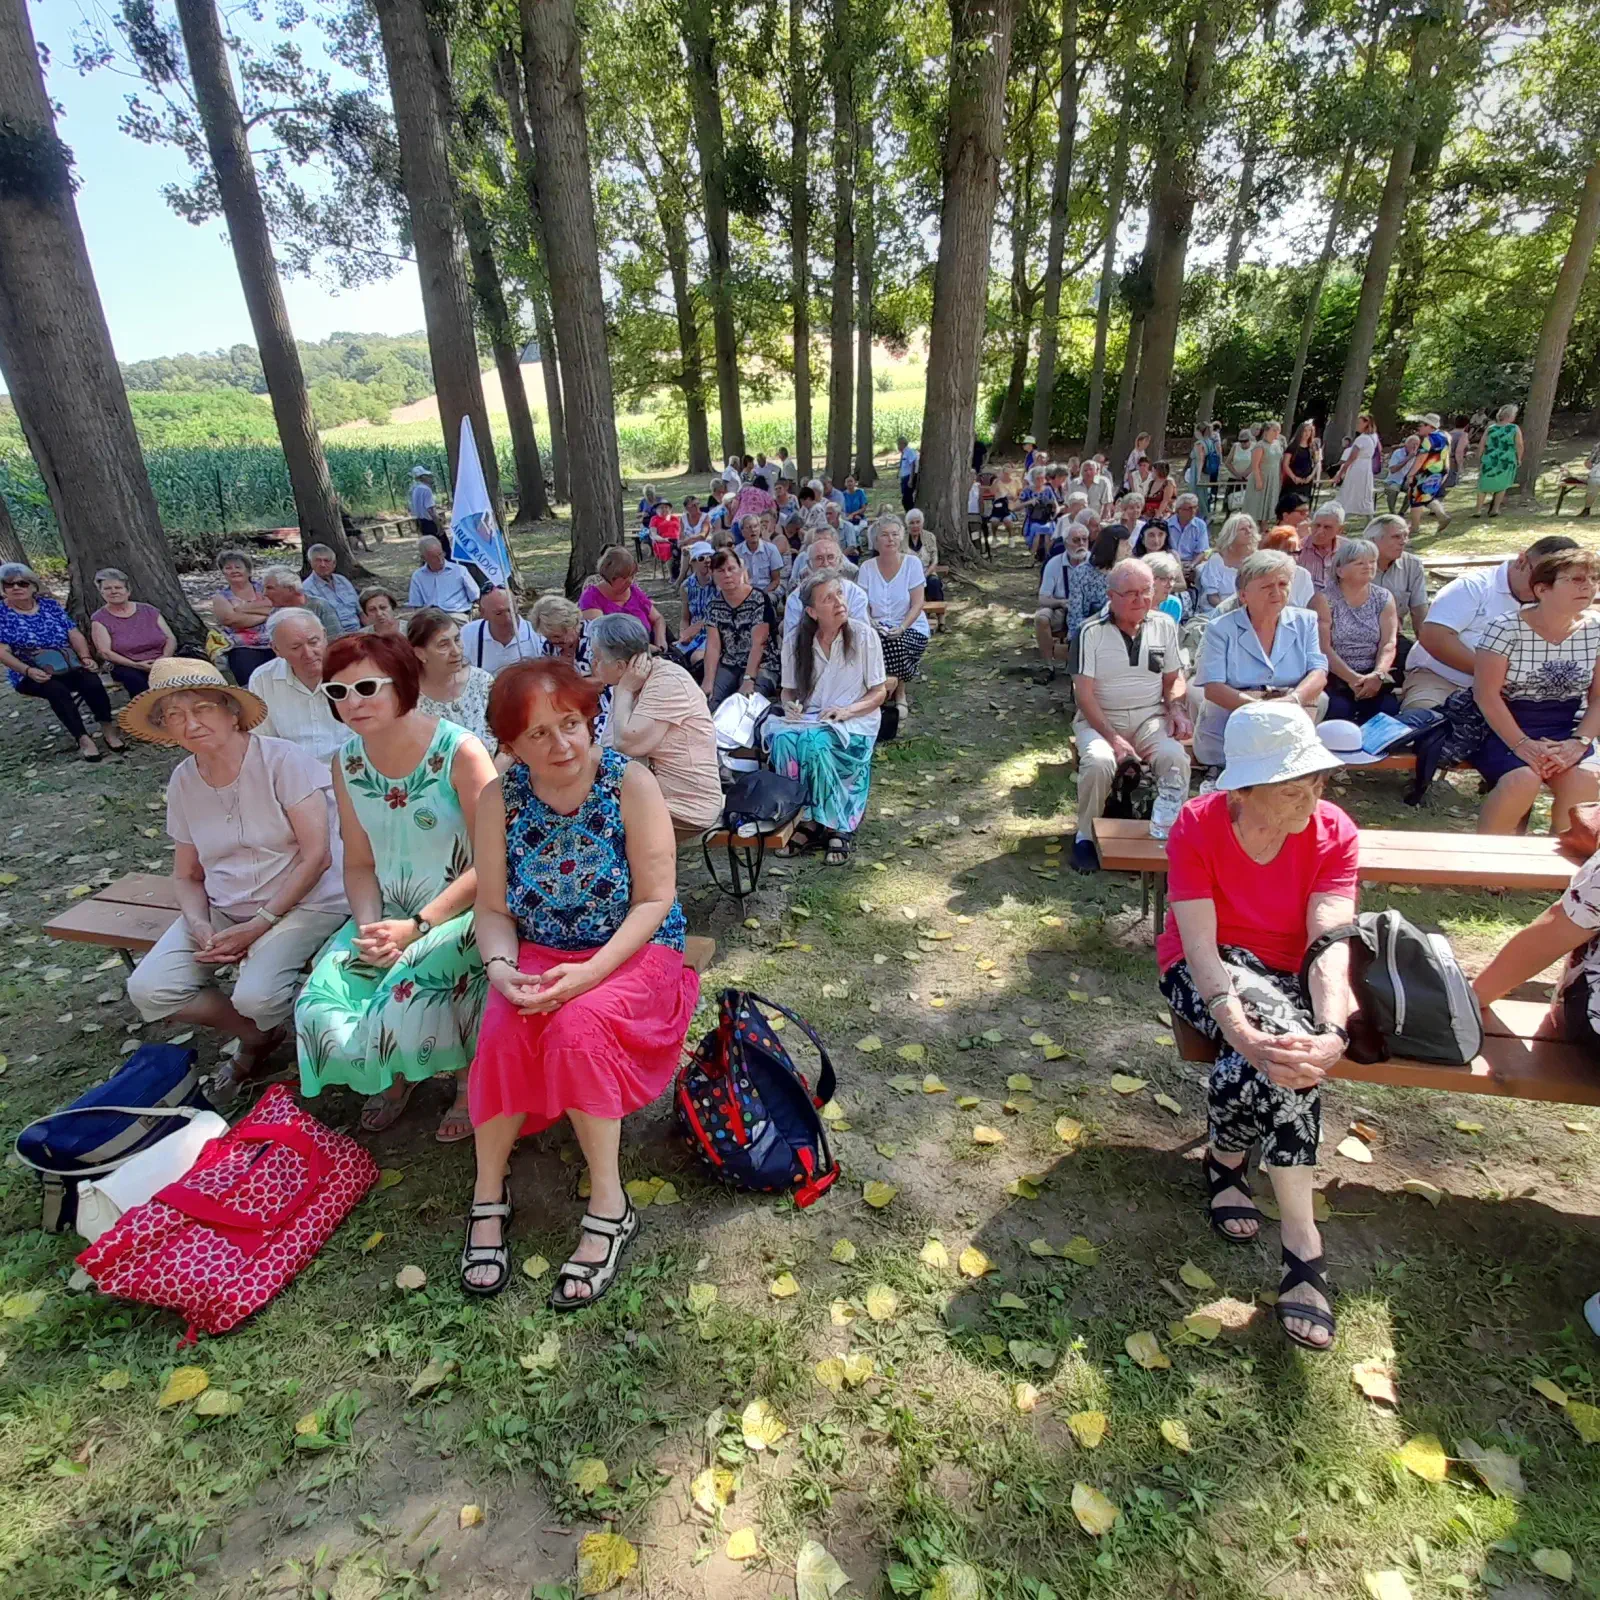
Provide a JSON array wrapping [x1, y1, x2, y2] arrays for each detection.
[[1093, 817, 1575, 927]]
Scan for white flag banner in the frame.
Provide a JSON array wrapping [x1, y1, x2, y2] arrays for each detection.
[[449, 417, 513, 588]]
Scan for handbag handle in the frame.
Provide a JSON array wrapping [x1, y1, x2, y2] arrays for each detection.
[[156, 1119, 330, 1235], [13, 1105, 205, 1179], [1297, 922, 1363, 997], [735, 989, 838, 1107]]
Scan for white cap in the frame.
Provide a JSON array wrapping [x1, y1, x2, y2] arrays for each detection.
[[1316, 718, 1381, 766], [1023, 434, 1036, 445], [1217, 701, 1344, 790], [410, 464, 432, 478], [688, 541, 715, 559]]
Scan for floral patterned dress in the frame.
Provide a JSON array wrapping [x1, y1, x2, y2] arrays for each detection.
[[419, 666, 497, 754], [296, 719, 487, 1097]]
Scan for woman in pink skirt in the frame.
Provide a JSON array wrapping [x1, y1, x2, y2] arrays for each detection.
[[462, 658, 698, 1303]]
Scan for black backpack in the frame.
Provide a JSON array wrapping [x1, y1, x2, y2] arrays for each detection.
[[720, 768, 805, 836], [1300, 910, 1484, 1065]]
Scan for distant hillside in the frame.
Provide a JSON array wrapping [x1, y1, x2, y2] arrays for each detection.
[[119, 331, 437, 429]]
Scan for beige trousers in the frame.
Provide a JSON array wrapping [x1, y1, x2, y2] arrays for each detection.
[[1074, 708, 1191, 838]]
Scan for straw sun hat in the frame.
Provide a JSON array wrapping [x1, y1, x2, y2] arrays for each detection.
[[118, 658, 268, 746]]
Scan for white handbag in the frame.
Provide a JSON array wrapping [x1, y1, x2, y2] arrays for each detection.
[[73, 1110, 229, 1243]]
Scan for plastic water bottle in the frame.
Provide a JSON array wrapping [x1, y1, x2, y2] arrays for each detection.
[[1149, 777, 1185, 840]]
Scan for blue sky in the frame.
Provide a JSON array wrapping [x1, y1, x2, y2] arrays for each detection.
[[33, 1, 425, 368]]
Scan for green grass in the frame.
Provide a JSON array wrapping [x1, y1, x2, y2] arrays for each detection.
[[1, 520, 1599, 1600]]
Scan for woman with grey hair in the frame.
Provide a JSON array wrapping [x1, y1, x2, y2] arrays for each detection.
[[587, 614, 723, 835], [1194, 549, 1329, 767], [1312, 538, 1399, 725], [90, 567, 177, 697], [1475, 403, 1523, 516], [1193, 513, 1260, 616], [859, 516, 929, 700], [772, 572, 889, 864], [0, 562, 123, 759], [211, 548, 274, 682]]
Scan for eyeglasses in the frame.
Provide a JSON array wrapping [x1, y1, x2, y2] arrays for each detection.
[[319, 676, 392, 703], [2, 579, 32, 589]]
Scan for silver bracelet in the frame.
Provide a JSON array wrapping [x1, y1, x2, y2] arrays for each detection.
[[252, 905, 283, 926], [1203, 990, 1236, 1019]]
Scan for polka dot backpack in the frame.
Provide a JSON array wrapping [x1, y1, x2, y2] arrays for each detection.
[[75, 1085, 379, 1339], [675, 989, 839, 1206]]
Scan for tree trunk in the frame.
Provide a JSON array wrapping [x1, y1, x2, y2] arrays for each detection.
[[498, 49, 571, 503], [1369, 125, 1443, 440], [825, 0, 855, 484], [1519, 148, 1600, 501], [172, 0, 363, 576], [462, 193, 550, 525], [918, 0, 1017, 557], [1110, 313, 1142, 469], [789, 0, 814, 478], [661, 194, 714, 475], [0, 0, 205, 644], [374, 0, 502, 520], [1281, 143, 1355, 433], [1029, 0, 1078, 447], [519, 0, 622, 594], [0, 488, 27, 567], [994, 113, 1041, 453], [1328, 18, 1441, 453], [681, 0, 743, 460], [1194, 99, 1264, 433], [1083, 80, 1132, 457], [1128, 13, 1218, 458], [854, 103, 877, 484]]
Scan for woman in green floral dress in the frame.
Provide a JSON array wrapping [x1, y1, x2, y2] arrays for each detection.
[[1474, 403, 1524, 517], [295, 633, 498, 1141]]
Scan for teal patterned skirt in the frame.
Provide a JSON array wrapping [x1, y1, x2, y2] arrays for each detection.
[[295, 912, 487, 1096], [768, 726, 876, 835]]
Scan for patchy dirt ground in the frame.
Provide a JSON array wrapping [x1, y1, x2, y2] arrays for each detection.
[[1, 510, 1598, 1600]]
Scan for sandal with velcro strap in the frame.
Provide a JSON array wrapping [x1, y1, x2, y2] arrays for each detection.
[[1274, 1247, 1337, 1352], [458, 1184, 514, 1298], [550, 1201, 641, 1313], [1202, 1149, 1261, 1244]]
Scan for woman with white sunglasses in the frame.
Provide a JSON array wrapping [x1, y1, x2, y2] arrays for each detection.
[[294, 632, 498, 1142]]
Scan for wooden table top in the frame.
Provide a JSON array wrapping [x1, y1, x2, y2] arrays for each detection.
[[1092, 818, 1575, 893]]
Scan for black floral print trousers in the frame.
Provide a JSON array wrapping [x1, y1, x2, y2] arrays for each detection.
[[1159, 947, 1322, 1167]]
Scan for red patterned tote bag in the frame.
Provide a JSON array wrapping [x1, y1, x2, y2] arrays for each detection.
[[76, 1086, 379, 1337]]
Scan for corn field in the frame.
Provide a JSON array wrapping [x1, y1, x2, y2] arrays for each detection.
[[0, 400, 926, 562]]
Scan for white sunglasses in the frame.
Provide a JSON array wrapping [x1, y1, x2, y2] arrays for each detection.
[[319, 676, 393, 703]]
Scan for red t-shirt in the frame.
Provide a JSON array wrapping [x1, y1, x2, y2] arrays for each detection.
[[650, 513, 682, 544], [1155, 790, 1359, 974]]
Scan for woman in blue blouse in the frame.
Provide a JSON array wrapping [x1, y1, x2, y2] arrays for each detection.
[[461, 658, 698, 1304], [0, 564, 124, 761], [1193, 550, 1329, 768]]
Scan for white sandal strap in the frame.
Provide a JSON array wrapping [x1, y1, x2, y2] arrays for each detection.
[[579, 1209, 631, 1239], [468, 1201, 511, 1220], [557, 1260, 599, 1281]]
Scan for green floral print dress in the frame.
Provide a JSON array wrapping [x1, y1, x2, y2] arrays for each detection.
[[296, 719, 487, 1097]]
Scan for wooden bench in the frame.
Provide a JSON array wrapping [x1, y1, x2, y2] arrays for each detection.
[[924, 600, 949, 633], [45, 873, 717, 974], [1554, 474, 1590, 516], [1093, 817, 1576, 928], [1169, 999, 1600, 1107]]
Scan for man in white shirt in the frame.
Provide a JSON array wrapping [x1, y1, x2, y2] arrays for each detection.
[[407, 536, 481, 619], [248, 608, 345, 763], [261, 566, 345, 640], [460, 586, 539, 674], [721, 456, 743, 495], [737, 521, 786, 594], [784, 538, 869, 634], [1080, 459, 1114, 517], [777, 447, 798, 484], [1400, 534, 1578, 711], [1071, 560, 1191, 873], [408, 466, 441, 549], [897, 436, 919, 510], [301, 543, 362, 633], [1034, 524, 1091, 682]]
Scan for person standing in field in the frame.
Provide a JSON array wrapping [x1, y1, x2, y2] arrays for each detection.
[[410, 466, 445, 555]]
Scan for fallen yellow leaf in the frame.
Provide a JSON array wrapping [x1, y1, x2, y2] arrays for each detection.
[[1125, 1331, 1170, 1370], [690, 1465, 735, 1512], [1362, 1574, 1413, 1600], [865, 1283, 899, 1322], [1071, 1482, 1120, 1536], [768, 1272, 799, 1299], [1160, 1418, 1192, 1452], [194, 1389, 243, 1417], [394, 1265, 426, 1291], [795, 1539, 850, 1600], [1532, 1376, 1570, 1405], [1531, 1549, 1574, 1583], [740, 1397, 786, 1451], [1178, 1260, 1215, 1291], [923, 1074, 948, 1094], [726, 1527, 759, 1561], [958, 1246, 993, 1278], [459, 1503, 485, 1530], [1567, 1399, 1600, 1444], [830, 1238, 857, 1264], [1110, 1074, 1146, 1095], [1067, 1410, 1108, 1448], [862, 1180, 898, 1209], [157, 1367, 209, 1407], [896, 1043, 926, 1063], [577, 1530, 638, 1595], [829, 1298, 856, 1326], [1054, 1117, 1083, 1144], [972, 1125, 1006, 1145], [567, 1458, 608, 1494], [360, 1231, 385, 1254], [1395, 1433, 1448, 1482], [522, 1255, 550, 1281], [813, 1357, 846, 1393], [1014, 1381, 1040, 1412], [919, 1238, 951, 1269], [855, 1035, 883, 1053]]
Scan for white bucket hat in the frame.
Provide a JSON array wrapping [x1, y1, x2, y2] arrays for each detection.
[[1316, 718, 1380, 766], [1217, 700, 1344, 791]]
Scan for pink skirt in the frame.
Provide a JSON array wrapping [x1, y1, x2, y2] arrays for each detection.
[[469, 941, 700, 1135]]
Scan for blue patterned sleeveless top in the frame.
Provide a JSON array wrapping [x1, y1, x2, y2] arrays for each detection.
[[502, 746, 686, 953]]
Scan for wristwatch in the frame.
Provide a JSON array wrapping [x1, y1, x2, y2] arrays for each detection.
[[1317, 1021, 1350, 1045], [414, 916, 433, 937]]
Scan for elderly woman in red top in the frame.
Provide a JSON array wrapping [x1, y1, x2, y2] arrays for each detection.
[[1156, 700, 1359, 1352]]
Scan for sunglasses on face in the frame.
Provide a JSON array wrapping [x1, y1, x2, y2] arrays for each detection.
[[319, 676, 392, 703]]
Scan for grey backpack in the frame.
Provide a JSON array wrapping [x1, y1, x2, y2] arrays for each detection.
[[1300, 909, 1483, 1066]]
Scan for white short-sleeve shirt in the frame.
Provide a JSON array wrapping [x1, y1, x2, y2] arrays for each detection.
[[1406, 562, 1519, 687]]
